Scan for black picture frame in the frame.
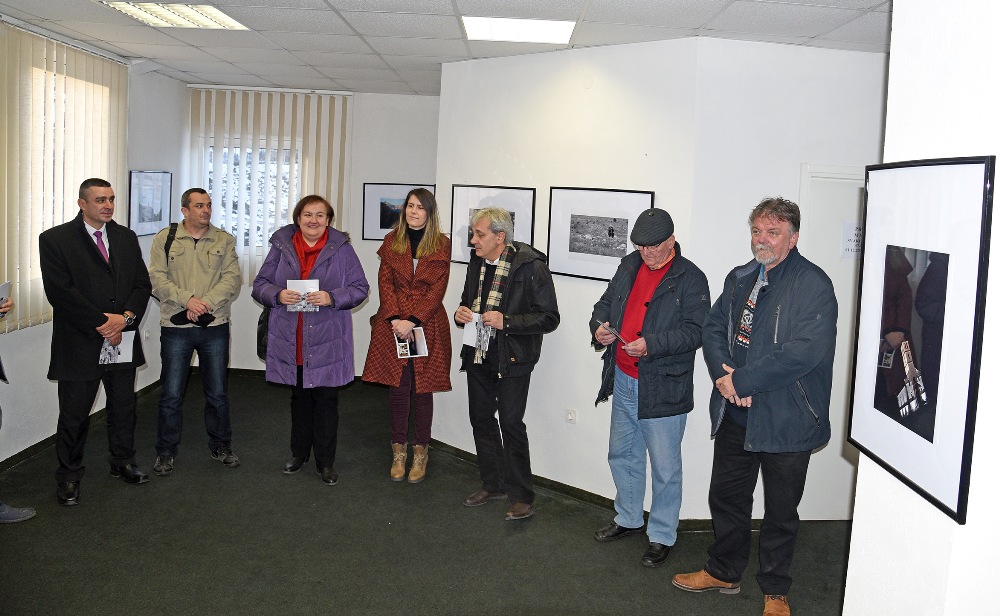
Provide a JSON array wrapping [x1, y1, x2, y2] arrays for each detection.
[[128, 170, 172, 236], [450, 184, 536, 263], [848, 155, 994, 524], [362, 182, 435, 241], [547, 187, 654, 281]]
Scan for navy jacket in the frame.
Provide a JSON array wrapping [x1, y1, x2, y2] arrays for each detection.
[[702, 247, 837, 453], [591, 244, 710, 419]]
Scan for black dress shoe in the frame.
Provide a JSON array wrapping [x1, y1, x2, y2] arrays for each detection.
[[641, 542, 671, 568], [284, 457, 306, 475], [318, 467, 338, 486], [595, 522, 644, 542], [110, 463, 149, 484], [57, 481, 81, 506]]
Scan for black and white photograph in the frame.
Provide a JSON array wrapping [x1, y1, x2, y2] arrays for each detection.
[[129, 170, 171, 236], [363, 183, 435, 241], [547, 187, 654, 281], [849, 156, 994, 524], [568, 214, 629, 258], [450, 185, 535, 263]]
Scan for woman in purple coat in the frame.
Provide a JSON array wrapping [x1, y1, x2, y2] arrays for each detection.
[[252, 195, 369, 485]]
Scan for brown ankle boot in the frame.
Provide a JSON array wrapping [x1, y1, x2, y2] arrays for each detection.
[[408, 444, 428, 483], [390, 443, 406, 481]]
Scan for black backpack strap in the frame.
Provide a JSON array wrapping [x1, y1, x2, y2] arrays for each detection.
[[163, 222, 179, 262]]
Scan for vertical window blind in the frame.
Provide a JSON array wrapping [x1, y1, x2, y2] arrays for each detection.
[[0, 22, 128, 332], [188, 88, 351, 282]]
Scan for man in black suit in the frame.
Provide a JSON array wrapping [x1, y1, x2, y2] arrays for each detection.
[[39, 178, 152, 506]]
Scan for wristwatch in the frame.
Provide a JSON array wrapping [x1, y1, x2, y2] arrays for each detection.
[[123, 312, 135, 327]]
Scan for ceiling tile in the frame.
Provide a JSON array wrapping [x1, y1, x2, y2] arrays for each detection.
[[364, 36, 468, 56], [112, 42, 222, 61], [327, 0, 456, 15], [261, 31, 372, 53], [808, 38, 888, 53], [380, 54, 462, 70], [395, 69, 440, 82], [186, 72, 277, 87], [314, 66, 399, 81], [585, 0, 731, 28], [340, 11, 463, 38], [203, 47, 303, 63], [468, 40, 564, 58], [291, 51, 388, 69], [210, 0, 331, 8], [224, 7, 353, 34], [0, 3, 57, 21], [0, 0, 135, 24], [265, 76, 347, 90], [48, 21, 183, 46], [698, 31, 813, 46], [159, 28, 281, 49], [153, 68, 196, 82], [159, 59, 246, 73], [765, 0, 887, 8], [572, 22, 695, 47], [706, 1, 863, 38], [334, 79, 414, 94], [455, 0, 585, 21], [232, 62, 325, 77], [819, 10, 891, 43]]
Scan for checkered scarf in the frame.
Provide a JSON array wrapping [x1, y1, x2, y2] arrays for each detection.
[[471, 244, 515, 364]]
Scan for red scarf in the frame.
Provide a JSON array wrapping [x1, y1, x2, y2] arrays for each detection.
[[292, 228, 329, 365]]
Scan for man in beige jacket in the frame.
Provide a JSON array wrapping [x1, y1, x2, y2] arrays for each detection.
[[148, 188, 241, 476]]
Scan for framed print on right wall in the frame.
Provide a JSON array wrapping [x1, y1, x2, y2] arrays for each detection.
[[848, 155, 994, 524]]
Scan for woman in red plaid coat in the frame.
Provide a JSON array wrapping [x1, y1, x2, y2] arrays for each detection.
[[362, 188, 452, 483]]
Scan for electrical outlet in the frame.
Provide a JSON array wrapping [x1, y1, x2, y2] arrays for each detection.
[[565, 408, 577, 424]]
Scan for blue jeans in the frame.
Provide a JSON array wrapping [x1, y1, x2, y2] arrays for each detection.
[[608, 367, 687, 546], [156, 324, 233, 457]]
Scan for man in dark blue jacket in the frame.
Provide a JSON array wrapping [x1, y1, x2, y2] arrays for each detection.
[[673, 197, 837, 616], [590, 208, 709, 568]]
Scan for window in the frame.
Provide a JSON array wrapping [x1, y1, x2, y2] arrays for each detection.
[[189, 89, 350, 281], [0, 23, 128, 332]]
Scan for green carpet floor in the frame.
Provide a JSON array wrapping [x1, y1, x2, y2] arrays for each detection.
[[0, 372, 849, 615]]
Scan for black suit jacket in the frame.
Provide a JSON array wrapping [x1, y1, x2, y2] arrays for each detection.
[[39, 212, 152, 381]]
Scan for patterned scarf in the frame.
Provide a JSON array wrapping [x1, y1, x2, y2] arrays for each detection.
[[471, 244, 516, 363], [736, 264, 768, 349]]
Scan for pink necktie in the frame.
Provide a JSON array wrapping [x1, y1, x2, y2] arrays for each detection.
[[94, 230, 109, 263]]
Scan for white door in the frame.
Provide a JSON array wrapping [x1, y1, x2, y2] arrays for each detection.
[[798, 164, 865, 518]]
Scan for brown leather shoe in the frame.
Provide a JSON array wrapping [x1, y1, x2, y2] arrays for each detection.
[[408, 444, 428, 483], [764, 595, 790, 616], [390, 443, 406, 482], [505, 502, 535, 520], [462, 489, 507, 507], [672, 569, 741, 594]]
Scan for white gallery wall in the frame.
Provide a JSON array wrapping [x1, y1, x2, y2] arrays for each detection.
[[843, 2, 1000, 614], [432, 37, 886, 519]]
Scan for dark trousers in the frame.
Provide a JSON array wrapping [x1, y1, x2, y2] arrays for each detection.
[[290, 365, 339, 469], [466, 363, 534, 504], [706, 418, 811, 596], [156, 324, 233, 457], [389, 360, 434, 446], [55, 369, 138, 483]]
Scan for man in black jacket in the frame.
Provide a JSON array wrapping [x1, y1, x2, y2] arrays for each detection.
[[673, 197, 837, 616], [454, 208, 559, 521], [590, 208, 710, 567], [39, 178, 152, 506]]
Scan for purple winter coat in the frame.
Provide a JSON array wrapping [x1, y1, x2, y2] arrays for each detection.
[[252, 224, 370, 388]]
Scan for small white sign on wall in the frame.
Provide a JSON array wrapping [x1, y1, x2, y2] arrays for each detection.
[[841, 221, 862, 260]]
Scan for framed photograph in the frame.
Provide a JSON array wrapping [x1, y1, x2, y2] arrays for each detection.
[[547, 187, 654, 281], [128, 170, 171, 236], [362, 183, 435, 241], [848, 156, 994, 524], [450, 185, 536, 263]]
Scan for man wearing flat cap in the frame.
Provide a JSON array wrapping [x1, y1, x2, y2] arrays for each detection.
[[590, 208, 710, 567]]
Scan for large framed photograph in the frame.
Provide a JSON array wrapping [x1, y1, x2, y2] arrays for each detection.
[[547, 187, 654, 281], [450, 185, 535, 263], [362, 183, 435, 241], [129, 170, 172, 236], [848, 156, 994, 524]]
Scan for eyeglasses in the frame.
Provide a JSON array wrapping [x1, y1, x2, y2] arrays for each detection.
[[633, 240, 664, 252]]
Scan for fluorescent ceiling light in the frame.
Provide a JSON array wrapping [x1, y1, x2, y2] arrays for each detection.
[[100, 2, 248, 29], [462, 16, 574, 45]]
